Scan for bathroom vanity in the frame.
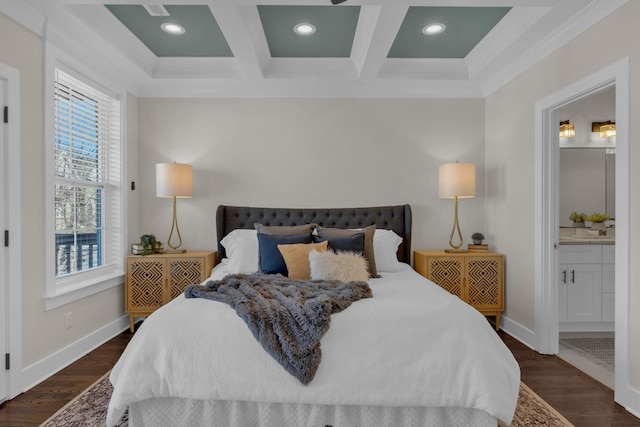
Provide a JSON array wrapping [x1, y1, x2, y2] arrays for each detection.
[[558, 235, 614, 332]]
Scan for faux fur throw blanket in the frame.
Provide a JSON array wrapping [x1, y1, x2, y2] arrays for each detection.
[[184, 273, 372, 384]]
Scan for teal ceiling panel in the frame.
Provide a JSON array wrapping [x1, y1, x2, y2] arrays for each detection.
[[258, 6, 360, 58], [388, 6, 511, 59], [106, 4, 233, 57]]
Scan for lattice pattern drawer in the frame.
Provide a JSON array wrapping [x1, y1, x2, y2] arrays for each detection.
[[128, 260, 164, 308], [466, 259, 502, 308], [428, 259, 463, 298], [169, 259, 203, 299]]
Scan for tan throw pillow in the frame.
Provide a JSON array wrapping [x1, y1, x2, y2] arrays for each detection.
[[309, 250, 369, 283], [277, 241, 329, 279], [316, 225, 378, 277]]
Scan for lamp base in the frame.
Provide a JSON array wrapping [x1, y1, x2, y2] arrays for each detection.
[[444, 249, 469, 254], [162, 249, 187, 254]]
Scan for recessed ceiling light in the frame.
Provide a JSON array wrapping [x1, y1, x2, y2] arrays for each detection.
[[294, 23, 316, 36], [161, 23, 185, 35], [422, 23, 446, 35]]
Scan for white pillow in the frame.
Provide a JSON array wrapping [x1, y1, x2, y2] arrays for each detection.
[[208, 262, 234, 281], [219, 229, 259, 273], [309, 250, 369, 283], [373, 229, 404, 272]]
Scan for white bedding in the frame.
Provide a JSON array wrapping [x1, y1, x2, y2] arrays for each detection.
[[107, 264, 519, 426]]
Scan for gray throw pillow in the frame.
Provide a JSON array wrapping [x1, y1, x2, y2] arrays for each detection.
[[254, 223, 316, 236], [316, 225, 378, 278]]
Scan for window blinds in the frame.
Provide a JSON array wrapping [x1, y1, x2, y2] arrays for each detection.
[[54, 68, 121, 277]]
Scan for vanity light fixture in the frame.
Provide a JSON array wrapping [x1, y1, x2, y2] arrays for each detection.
[[422, 23, 446, 35], [600, 121, 616, 138], [294, 23, 316, 36], [559, 120, 575, 138], [439, 162, 476, 253], [161, 22, 185, 35]]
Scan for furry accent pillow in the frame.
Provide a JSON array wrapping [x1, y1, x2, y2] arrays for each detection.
[[315, 225, 378, 278], [277, 241, 328, 280], [309, 250, 369, 283]]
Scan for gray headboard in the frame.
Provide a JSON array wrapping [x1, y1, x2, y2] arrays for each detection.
[[216, 205, 412, 265]]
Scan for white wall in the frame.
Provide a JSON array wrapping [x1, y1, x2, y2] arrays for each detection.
[[136, 98, 487, 255], [0, 12, 130, 373], [485, 0, 640, 393]]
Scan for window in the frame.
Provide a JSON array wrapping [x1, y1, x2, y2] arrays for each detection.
[[49, 67, 123, 303]]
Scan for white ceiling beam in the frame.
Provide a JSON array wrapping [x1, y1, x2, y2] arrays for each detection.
[[352, 5, 408, 80], [209, 1, 266, 79]]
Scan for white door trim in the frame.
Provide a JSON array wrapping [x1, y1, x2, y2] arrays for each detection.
[[0, 60, 22, 399], [534, 57, 635, 411]]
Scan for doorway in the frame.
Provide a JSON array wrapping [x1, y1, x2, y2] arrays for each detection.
[[0, 72, 7, 402], [0, 60, 22, 401], [534, 58, 631, 408], [555, 87, 616, 388]]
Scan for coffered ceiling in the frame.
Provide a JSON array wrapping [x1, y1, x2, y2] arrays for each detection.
[[3, 0, 626, 98]]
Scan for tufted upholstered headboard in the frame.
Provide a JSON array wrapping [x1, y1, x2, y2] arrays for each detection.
[[215, 205, 412, 265]]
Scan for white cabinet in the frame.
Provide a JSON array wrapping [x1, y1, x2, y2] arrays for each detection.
[[559, 263, 602, 322], [559, 245, 614, 331], [602, 246, 615, 322]]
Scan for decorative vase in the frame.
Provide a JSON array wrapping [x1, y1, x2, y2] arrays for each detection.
[[591, 222, 606, 231], [572, 221, 585, 228]]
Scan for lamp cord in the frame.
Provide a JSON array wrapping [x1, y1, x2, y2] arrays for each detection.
[[448, 196, 464, 250], [167, 195, 183, 250]]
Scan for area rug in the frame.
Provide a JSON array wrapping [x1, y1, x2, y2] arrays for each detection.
[[560, 337, 615, 371], [499, 382, 574, 427], [41, 373, 572, 427], [39, 371, 127, 427]]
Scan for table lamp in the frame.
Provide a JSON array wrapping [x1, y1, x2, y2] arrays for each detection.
[[156, 162, 193, 253], [439, 162, 476, 253]]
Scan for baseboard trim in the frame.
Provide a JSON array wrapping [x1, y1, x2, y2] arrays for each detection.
[[21, 315, 129, 392], [620, 385, 640, 420], [625, 402, 640, 420], [500, 315, 536, 350]]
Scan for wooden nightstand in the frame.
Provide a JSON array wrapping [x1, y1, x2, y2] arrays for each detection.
[[125, 251, 216, 332], [414, 250, 505, 330]]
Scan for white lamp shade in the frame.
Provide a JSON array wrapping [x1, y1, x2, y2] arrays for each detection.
[[156, 163, 193, 198], [439, 163, 476, 199]]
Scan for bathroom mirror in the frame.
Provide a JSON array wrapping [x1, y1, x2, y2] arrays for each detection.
[[559, 148, 615, 227]]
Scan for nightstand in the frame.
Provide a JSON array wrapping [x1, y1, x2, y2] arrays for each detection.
[[125, 251, 216, 332], [413, 250, 505, 330]]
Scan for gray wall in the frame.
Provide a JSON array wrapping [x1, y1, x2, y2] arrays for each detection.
[[135, 98, 487, 256]]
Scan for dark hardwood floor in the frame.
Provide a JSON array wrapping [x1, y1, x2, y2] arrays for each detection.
[[0, 332, 133, 426], [0, 329, 637, 426], [500, 332, 639, 427]]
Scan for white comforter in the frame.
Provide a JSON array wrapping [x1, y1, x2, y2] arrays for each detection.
[[107, 264, 520, 426]]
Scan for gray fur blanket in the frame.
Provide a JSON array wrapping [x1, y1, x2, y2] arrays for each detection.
[[184, 273, 372, 384]]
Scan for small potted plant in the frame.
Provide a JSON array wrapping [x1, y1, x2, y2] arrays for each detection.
[[140, 234, 158, 255], [586, 213, 610, 231], [569, 212, 587, 227], [471, 232, 485, 245]]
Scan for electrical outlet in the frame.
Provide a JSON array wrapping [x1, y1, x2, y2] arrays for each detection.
[[65, 312, 72, 330]]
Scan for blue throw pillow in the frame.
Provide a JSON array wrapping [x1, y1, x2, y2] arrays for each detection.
[[257, 233, 312, 275], [313, 232, 365, 254]]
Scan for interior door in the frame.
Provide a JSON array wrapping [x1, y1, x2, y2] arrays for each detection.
[[0, 76, 8, 401]]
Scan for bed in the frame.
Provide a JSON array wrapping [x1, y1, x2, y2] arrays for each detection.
[[107, 204, 520, 427]]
